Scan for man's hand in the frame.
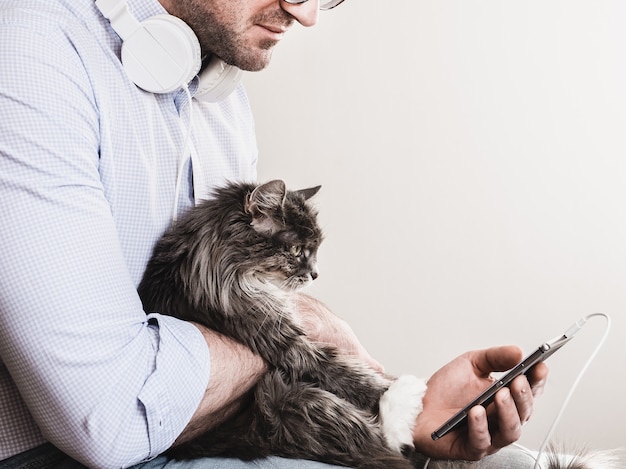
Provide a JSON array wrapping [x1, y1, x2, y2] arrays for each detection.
[[294, 293, 385, 373], [412, 345, 548, 461]]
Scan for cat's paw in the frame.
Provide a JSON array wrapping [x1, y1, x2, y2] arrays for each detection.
[[379, 375, 427, 454]]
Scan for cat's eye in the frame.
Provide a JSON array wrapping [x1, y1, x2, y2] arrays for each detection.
[[290, 245, 303, 257]]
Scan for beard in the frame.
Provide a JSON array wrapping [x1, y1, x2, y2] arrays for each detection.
[[197, 26, 275, 72], [171, 1, 294, 72]]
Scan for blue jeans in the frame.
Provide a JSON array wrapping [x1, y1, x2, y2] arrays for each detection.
[[0, 443, 537, 468]]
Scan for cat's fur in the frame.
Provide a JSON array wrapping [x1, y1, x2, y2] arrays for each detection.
[[420, 445, 626, 468], [543, 445, 626, 469], [138, 180, 426, 468]]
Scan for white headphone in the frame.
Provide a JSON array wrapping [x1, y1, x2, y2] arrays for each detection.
[[95, 0, 242, 101]]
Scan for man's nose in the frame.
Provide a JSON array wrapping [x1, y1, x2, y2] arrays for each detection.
[[280, 0, 319, 27]]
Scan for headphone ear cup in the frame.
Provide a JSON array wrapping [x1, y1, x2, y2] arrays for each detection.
[[121, 14, 201, 94], [195, 55, 244, 103]]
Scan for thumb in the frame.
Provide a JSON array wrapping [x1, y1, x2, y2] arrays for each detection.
[[471, 345, 523, 377]]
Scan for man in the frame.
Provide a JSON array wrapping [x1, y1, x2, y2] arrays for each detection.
[[0, 0, 547, 468]]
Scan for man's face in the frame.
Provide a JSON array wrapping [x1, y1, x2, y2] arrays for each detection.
[[160, 0, 319, 71]]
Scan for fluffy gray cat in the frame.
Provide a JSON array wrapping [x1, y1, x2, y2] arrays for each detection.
[[138, 180, 425, 468]]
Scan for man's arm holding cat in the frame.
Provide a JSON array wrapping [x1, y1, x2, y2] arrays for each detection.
[[173, 325, 267, 446], [173, 293, 382, 445], [176, 295, 548, 463]]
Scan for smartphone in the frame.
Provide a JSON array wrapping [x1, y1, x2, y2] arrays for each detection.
[[431, 328, 579, 441]]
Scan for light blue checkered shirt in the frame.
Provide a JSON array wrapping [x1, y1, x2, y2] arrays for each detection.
[[0, 0, 258, 466]]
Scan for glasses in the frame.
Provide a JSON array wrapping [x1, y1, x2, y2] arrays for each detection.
[[283, 0, 346, 11]]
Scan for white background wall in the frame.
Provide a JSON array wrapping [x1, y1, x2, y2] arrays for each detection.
[[243, 0, 626, 451]]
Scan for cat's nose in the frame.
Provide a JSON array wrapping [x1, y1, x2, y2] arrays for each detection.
[[310, 271, 318, 281]]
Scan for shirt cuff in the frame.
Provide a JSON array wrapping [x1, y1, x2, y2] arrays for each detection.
[[137, 313, 211, 458]]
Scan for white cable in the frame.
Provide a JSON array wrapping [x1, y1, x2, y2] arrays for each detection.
[[512, 442, 546, 469], [172, 83, 194, 223], [530, 312, 611, 469], [512, 313, 612, 469], [510, 313, 611, 469]]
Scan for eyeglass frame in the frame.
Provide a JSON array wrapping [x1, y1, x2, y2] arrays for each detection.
[[282, 0, 346, 11]]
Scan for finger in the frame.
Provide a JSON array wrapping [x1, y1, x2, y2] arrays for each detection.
[[526, 361, 549, 397], [471, 345, 524, 377], [491, 387, 523, 448], [465, 405, 492, 460], [509, 374, 534, 425]]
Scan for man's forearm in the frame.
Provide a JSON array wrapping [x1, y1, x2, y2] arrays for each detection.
[[173, 323, 267, 446], [294, 294, 384, 372]]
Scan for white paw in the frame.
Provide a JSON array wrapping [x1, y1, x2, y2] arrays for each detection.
[[379, 375, 427, 453]]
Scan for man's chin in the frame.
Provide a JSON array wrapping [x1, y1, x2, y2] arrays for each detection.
[[237, 62, 271, 72], [233, 46, 275, 72]]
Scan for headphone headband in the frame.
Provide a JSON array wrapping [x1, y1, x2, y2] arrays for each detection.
[[95, 0, 139, 39]]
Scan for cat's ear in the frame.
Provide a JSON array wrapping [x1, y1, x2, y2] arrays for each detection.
[[295, 185, 321, 201], [245, 180, 287, 234], [247, 180, 287, 212]]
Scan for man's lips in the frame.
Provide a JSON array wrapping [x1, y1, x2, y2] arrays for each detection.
[[256, 23, 290, 40]]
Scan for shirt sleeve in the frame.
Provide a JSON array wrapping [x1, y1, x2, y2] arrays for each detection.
[[0, 14, 210, 469]]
